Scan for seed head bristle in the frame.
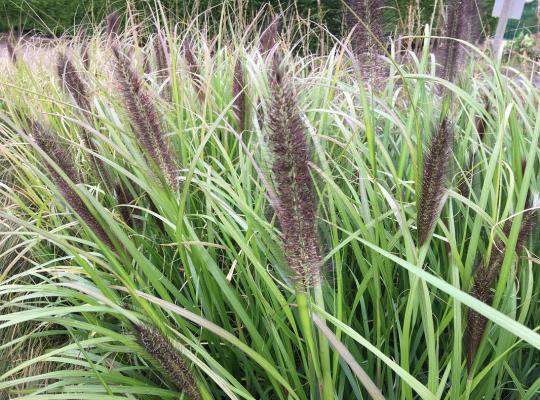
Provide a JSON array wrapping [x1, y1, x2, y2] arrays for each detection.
[[346, 0, 386, 84], [267, 59, 321, 289], [110, 39, 177, 189], [437, 0, 483, 82], [57, 52, 92, 117], [183, 38, 203, 102], [133, 324, 201, 400], [260, 17, 279, 54], [417, 118, 454, 246], [466, 208, 536, 369], [233, 57, 246, 132], [155, 29, 171, 100], [106, 10, 121, 44], [30, 121, 113, 248]]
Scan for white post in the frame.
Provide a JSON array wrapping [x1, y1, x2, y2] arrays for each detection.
[[491, 0, 527, 61], [493, 0, 513, 60]]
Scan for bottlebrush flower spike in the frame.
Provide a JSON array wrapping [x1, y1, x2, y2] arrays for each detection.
[[106, 10, 121, 44], [437, 0, 482, 82], [417, 119, 453, 246], [259, 17, 279, 54], [109, 37, 178, 189], [155, 29, 170, 100], [183, 38, 203, 102], [267, 59, 321, 289], [57, 52, 114, 188], [465, 208, 537, 369], [57, 53, 92, 118], [346, 0, 386, 83], [30, 121, 113, 248], [133, 324, 201, 400], [233, 57, 246, 132]]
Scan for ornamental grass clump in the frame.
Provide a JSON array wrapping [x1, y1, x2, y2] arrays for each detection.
[[417, 118, 454, 246], [133, 324, 201, 400]]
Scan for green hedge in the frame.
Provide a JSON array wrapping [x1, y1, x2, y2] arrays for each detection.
[[0, 0, 343, 34], [3, 1, 534, 37]]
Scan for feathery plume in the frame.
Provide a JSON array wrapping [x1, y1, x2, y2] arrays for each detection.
[[106, 10, 121, 44], [114, 183, 137, 228], [259, 17, 279, 54], [346, 0, 387, 83], [57, 52, 114, 188], [154, 29, 170, 100], [183, 38, 203, 102], [267, 59, 321, 288], [133, 324, 201, 400], [417, 119, 454, 246], [233, 57, 246, 132], [57, 53, 92, 116], [109, 38, 177, 189], [437, 0, 483, 82], [465, 208, 536, 369], [30, 121, 113, 248]]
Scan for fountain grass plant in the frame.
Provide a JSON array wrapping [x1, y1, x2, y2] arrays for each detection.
[[0, 2, 539, 399]]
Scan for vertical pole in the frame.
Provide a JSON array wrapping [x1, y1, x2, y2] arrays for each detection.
[[493, 0, 513, 60]]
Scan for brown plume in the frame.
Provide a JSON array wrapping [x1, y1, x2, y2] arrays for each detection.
[[267, 59, 321, 288], [133, 324, 201, 400], [417, 119, 454, 246], [30, 121, 113, 248], [465, 208, 537, 369]]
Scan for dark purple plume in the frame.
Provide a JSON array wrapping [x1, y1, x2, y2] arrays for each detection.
[[183, 38, 204, 102], [465, 208, 537, 369], [417, 119, 454, 246], [346, 0, 387, 84], [30, 121, 113, 249], [133, 324, 201, 400], [233, 57, 246, 132], [259, 17, 279, 54], [106, 10, 121, 44], [155, 29, 171, 100], [267, 59, 321, 288], [109, 39, 177, 189], [436, 0, 483, 82]]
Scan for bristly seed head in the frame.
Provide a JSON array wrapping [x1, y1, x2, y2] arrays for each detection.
[[436, 0, 483, 83], [105, 10, 121, 44], [154, 29, 171, 100], [233, 57, 246, 132], [183, 38, 203, 102], [267, 57, 321, 289], [109, 35, 178, 189], [133, 324, 201, 400], [417, 118, 454, 246], [465, 207, 537, 369], [259, 17, 279, 54], [29, 121, 114, 248]]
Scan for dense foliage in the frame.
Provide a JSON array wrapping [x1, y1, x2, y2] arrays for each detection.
[[1, 3, 539, 400]]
